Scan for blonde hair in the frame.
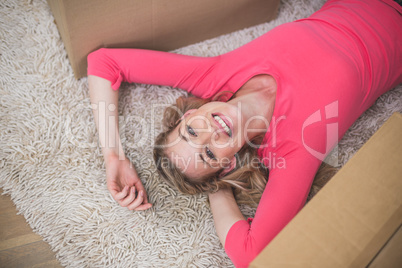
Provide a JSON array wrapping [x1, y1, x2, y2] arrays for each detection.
[[153, 96, 268, 206]]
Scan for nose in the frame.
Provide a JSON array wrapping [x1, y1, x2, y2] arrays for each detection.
[[196, 119, 218, 144], [197, 115, 228, 145], [187, 114, 229, 149]]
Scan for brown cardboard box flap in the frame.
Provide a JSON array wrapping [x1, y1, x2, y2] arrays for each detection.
[[250, 113, 402, 268], [368, 225, 402, 267], [47, 0, 280, 79]]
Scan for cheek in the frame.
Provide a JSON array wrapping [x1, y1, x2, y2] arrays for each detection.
[[211, 137, 241, 152], [215, 147, 237, 161]]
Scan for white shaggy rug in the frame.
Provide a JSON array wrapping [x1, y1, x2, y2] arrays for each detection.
[[1, 0, 401, 267]]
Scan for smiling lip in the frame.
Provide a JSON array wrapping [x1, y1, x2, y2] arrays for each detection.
[[212, 113, 233, 137]]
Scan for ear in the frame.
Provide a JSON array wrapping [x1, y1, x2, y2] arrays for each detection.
[[219, 155, 237, 178], [176, 109, 197, 124]]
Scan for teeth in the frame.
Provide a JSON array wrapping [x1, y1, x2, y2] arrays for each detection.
[[213, 115, 232, 136]]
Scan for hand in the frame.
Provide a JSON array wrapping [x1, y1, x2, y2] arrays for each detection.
[[105, 152, 152, 211]]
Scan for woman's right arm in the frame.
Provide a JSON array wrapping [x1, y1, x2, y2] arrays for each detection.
[[88, 75, 152, 211], [87, 48, 221, 98], [88, 75, 123, 162]]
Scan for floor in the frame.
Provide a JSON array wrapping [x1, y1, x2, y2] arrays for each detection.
[[0, 189, 62, 268]]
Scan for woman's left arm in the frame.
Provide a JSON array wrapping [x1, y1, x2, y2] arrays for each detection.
[[208, 188, 245, 247], [211, 150, 322, 267]]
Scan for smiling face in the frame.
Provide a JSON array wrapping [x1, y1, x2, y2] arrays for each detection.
[[165, 101, 245, 180]]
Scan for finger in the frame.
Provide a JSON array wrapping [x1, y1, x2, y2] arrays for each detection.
[[120, 186, 136, 207], [127, 190, 145, 210], [114, 185, 129, 201], [134, 182, 149, 204], [134, 203, 153, 211], [109, 187, 119, 198], [142, 191, 149, 204], [107, 181, 121, 198]]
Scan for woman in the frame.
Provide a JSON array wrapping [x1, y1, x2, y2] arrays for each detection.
[[87, 0, 402, 266]]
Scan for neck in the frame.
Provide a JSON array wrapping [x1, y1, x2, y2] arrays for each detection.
[[228, 74, 277, 140]]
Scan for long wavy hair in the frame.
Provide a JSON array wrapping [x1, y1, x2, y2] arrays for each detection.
[[153, 95, 338, 206], [153, 95, 269, 206]]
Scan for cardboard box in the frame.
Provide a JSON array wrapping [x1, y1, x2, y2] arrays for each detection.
[[250, 112, 402, 268], [368, 225, 402, 268], [47, 0, 280, 79]]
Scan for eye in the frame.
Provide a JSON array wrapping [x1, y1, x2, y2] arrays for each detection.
[[186, 125, 197, 137], [206, 147, 216, 160]]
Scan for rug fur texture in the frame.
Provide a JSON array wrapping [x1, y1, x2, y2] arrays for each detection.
[[1, 0, 401, 267]]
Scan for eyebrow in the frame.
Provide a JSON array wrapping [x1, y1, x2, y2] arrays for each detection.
[[178, 126, 213, 168], [178, 127, 189, 142]]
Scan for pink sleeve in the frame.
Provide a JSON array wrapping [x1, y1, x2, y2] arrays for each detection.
[[224, 150, 321, 267], [87, 48, 221, 99]]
